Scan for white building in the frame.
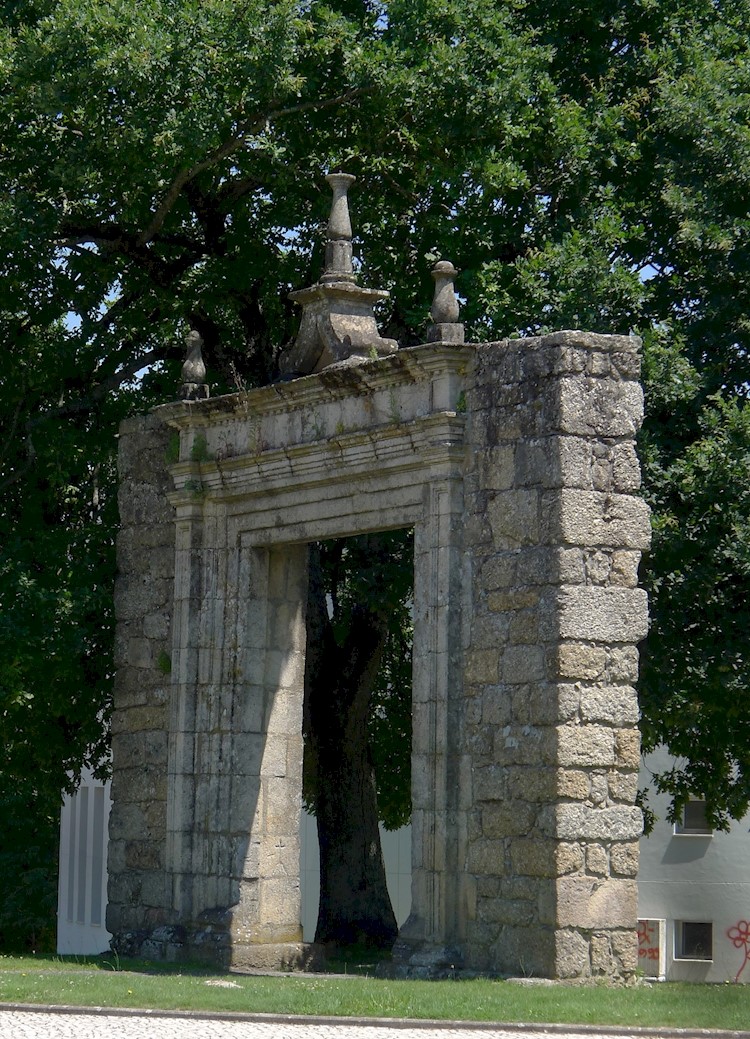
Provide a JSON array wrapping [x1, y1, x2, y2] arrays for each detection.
[[637, 749, 750, 983]]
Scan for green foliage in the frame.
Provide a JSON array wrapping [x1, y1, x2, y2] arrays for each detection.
[[640, 387, 750, 827], [303, 530, 413, 831], [2, 0, 750, 945]]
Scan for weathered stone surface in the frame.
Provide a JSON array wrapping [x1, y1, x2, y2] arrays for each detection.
[[111, 332, 647, 981], [558, 586, 649, 643], [579, 685, 639, 726], [610, 841, 640, 877], [551, 803, 643, 841], [549, 876, 638, 929], [556, 724, 615, 767], [555, 490, 651, 549], [557, 643, 607, 680]]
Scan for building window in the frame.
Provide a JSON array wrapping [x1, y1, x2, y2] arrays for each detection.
[[674, 799, 712, 835], [674, 921, 713, 961]]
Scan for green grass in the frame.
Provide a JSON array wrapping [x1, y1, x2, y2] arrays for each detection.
[[0, 955, 748, 1031]]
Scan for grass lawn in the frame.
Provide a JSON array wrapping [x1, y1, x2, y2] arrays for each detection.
[[0, 955, 749, 1031]]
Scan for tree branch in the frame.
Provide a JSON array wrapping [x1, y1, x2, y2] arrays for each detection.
[[138, 86, 370, 246]]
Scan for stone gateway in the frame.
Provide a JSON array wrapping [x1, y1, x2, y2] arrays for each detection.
[[110, 329, 648, 978], [108, 174, 649, 980]]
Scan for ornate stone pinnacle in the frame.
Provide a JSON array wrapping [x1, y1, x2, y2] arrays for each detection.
[[427, 260, 465, 344], [321, 172, 356, 284], [179, 329, 210, 400], [280, 172, 398, 376]]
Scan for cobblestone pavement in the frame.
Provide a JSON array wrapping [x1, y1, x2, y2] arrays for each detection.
[[0, 1006, 736, 1039]]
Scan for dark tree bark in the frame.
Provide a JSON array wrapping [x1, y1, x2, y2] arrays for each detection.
[[303, 543, 399, 949]]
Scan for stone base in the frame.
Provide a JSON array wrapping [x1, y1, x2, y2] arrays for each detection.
[[388, 937, 465, 980], [426, 323, 465, 344], [230, 942, 326, 973]]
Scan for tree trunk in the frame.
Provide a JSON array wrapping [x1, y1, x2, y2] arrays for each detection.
[[303, 544, 399, 949]]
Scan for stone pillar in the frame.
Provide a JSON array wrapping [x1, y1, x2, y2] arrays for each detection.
[[227, 543, 309, 969], [107, 412, 174, 950], [461, 331, 649, 978], [163, 513, 311, 967], [394, 477, 468, 972]]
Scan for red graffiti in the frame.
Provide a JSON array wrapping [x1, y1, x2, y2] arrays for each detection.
[[727, 920, 750, 982]]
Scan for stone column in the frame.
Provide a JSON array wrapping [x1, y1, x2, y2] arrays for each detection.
[[107, 412, 174, 949], [394, 475, 469, 974], [461, 331, 649, 979], [227, 542, 309, 970]]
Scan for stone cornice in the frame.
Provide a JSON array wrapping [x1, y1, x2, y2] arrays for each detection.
[[154, 343, 471, 430]]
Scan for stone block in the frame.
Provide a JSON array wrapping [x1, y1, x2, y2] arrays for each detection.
[[556, 769, 591, 800], [556, 490, 651, 550], [486, 490, 540, 548], [497, 723, 556, 767], [487, 589, 540, 613], [508, 609, 539, 644], [478, 554, 517, 590], [478, 446, 515, 490], [612, 928, 639, 974], [556, 724, 615, 767], [579, 685, 639, 726], [481, 689, 512, 727], [585, 844, 609, 876], [494, 923, 557, 978], [510, 837, 557, 877], [555, 437, 596, 490], [231, 733, 265, 776], [467, 838, 506, 875], [556, 643, 607, 680], [608, 646, 640, 682], [554, 928, 592, 979], [610, 550, 641, 587], [506, 766, 558, 802], [469, 764, 504, 802], [552, 876, 638, 929], [556, 842, 584, 875], [552, 803, 643, 841], [556, 377, 644, 438], [610, 841, 639, 877], [612, 442, 642, 492], [615, 728, 641, 768], [465, 649, 500, 684], [479, 898, 535, 927], [125, 840, 165, 872], [607, 770, 639, 803], [482, 802, 537, 839], [558, 586, 649, 643], [501, 645, 547, 684]]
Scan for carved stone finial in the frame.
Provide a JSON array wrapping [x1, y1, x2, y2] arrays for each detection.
[[427, 260, 465, 344], [179, 329, 210, 400], [322, 173, 356, 284], [279, 172, 398, 376]]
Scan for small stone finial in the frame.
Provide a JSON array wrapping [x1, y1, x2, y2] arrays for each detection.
[[321, 172, 356, 284], [427, 260, 465, 344], [179, 329, 210, 400]]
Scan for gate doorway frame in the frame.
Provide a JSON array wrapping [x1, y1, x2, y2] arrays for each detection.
[[109, 334, 649, 979]]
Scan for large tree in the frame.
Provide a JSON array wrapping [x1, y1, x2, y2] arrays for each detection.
[[2, 0, 750, 946]]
